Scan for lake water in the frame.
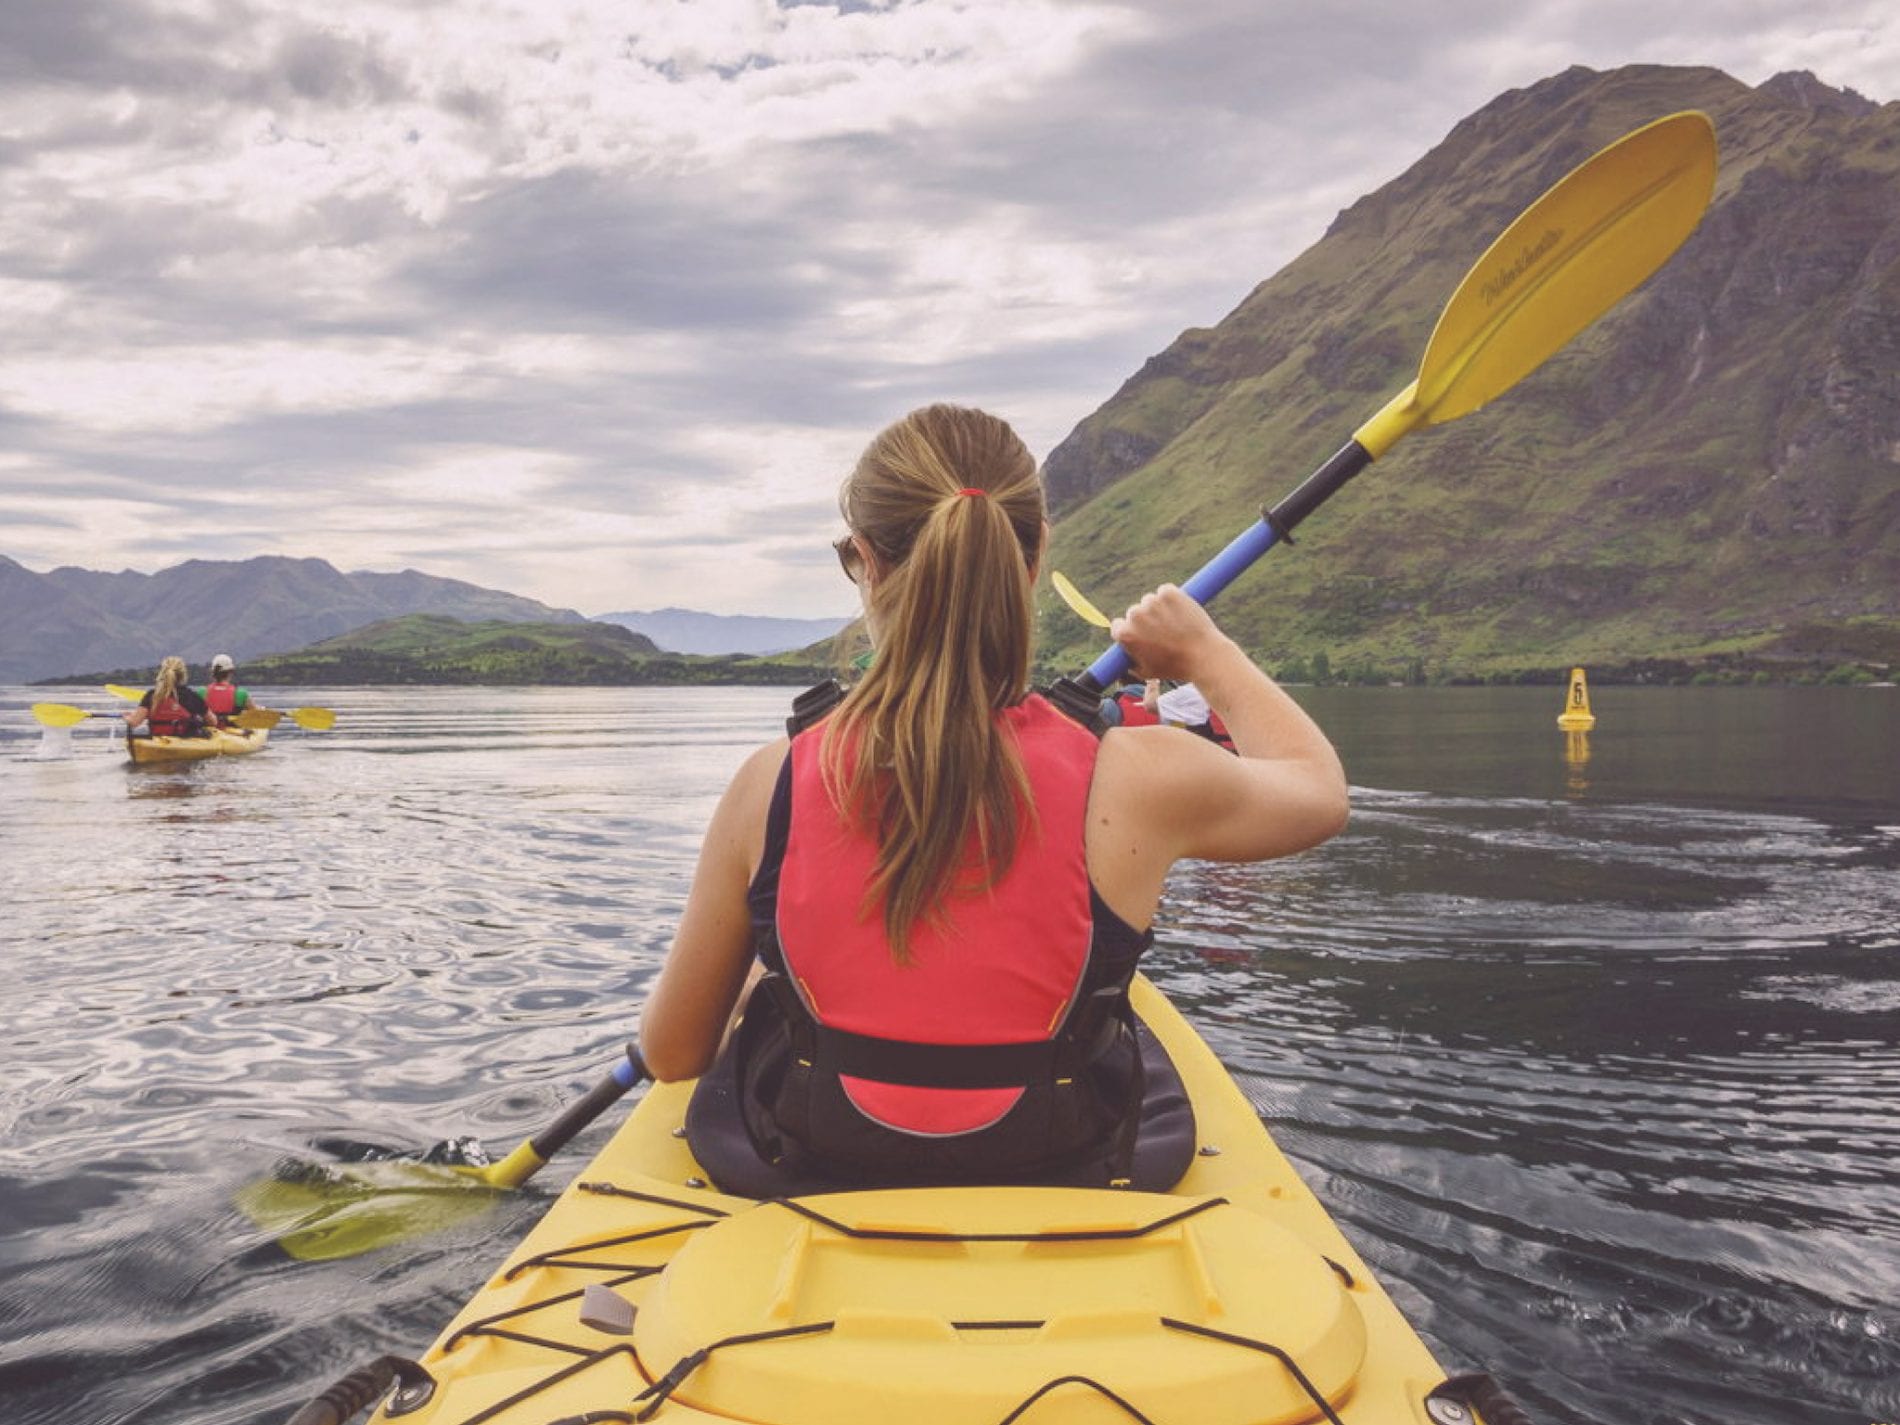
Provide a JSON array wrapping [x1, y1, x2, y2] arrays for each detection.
[[2, 683, 1896, 1425]]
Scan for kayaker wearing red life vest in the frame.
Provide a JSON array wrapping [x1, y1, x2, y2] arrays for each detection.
[[199, 653, 251, 726], [642, 404, 1347, 1190], [1100, 676, 1162, 728], [122, 656, 210, 738]]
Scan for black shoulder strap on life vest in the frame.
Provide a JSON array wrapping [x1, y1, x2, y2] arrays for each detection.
[[786, 680, 847, 736], [1039, 675, 1109, 737]]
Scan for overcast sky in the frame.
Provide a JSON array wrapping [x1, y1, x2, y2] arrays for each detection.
[[3, 0, 1895, 618]]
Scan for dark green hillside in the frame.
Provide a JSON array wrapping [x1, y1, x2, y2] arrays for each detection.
[[214, 616, 830, 686], [1039, 66, 1900, 682]]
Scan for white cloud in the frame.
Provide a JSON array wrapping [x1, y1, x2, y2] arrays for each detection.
[[1, 0, 1896, 617]]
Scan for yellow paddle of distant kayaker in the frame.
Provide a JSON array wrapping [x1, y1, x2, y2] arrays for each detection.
[[29, 702, 101, 728], [1050, 570, 1113, 629], [33, 700, 335, 732], [103, 684, 336, 731]]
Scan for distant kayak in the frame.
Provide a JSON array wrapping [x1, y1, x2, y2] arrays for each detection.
[[126, 725, 269, 765], [290, 976, 1520, 1425]]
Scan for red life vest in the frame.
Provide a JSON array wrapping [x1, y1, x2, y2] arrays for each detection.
[[148, 693, 194, 737], [205, 681, 239, 717], [1115, 690, 1161, 728], [776, 695, 1098, 1136]]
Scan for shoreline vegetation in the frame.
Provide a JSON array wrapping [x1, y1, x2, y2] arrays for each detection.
[[29, 615, 1894, 690]]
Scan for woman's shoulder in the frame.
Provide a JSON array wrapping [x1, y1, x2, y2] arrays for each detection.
[[730, 736, 792, 802]]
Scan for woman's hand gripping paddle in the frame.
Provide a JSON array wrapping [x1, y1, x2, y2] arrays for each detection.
[[1059, 110, 1717, 697], [238, 1048, 650, 1262]]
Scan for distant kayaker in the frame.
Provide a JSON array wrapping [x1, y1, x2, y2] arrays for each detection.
[[1097, 675, 1161, 728], [123, 656, 211, 739], [642, 404, 1347, 1193], [1156, 680, 1237, 752], [199, 653, 252, 726]]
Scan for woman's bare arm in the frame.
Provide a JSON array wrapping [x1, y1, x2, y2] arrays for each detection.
[[639, 738, 786, 1081], [1108, 586, 1348, 865]]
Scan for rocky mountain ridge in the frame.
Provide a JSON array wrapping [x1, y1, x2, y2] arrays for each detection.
[[1038, 65, 1900, 677], [3, 554, 586, 683]]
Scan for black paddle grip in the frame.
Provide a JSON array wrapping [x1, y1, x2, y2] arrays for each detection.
[[528, 1045, 648, 1161], [283, 1355, 433, 1425], [1265, 439, 1373, 540]]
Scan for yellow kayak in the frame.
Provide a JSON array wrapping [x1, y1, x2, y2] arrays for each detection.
[[327, 978, 1516, 1425], [127, 725, 269, 765]]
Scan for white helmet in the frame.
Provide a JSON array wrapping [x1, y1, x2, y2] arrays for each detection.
[[210, 653, 236, 674]]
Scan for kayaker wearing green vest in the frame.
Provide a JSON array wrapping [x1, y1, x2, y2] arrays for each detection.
[[198, 653, 251, 726], [642, 404, 1348, 1190], [123, 655, 211, 738]]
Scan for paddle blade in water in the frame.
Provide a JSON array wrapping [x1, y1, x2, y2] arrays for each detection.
[[1051, 571, 1113, 629], [30, 703, 93, 728], [238, 1157, 501, 1262]]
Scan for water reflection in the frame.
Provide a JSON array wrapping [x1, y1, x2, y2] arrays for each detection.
[[1562, 728, 1591, 795]]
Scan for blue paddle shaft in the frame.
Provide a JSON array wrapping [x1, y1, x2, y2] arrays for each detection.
[[1080, 438, 1374, 691], [1084, 518, 1280, 687]]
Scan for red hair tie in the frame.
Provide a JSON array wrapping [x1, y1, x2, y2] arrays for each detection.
[[956, 487, 985, 497]]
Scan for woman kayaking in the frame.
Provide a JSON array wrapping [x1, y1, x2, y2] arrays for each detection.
[[122, 655, 211, 739], [641, 403, 1348, 1192]]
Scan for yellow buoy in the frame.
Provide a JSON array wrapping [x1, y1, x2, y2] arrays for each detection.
[[1557, 666, 1596, 729]]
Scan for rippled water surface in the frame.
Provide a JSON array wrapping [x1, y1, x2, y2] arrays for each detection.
[[2, 683, 1896, 1425]]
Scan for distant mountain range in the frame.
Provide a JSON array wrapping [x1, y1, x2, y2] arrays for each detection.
[[1038, 65, 1900, 679], [3, 554, 586, 683], [593, 607, 850, 656]]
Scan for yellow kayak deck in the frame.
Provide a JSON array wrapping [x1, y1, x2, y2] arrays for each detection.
[[369, 979, 1467, 1425], [127, 725, 269, 765]]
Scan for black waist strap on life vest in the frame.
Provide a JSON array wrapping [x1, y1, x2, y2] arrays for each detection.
[[739, 953, 1146, 1184], [757, 972, 1130, 1089]]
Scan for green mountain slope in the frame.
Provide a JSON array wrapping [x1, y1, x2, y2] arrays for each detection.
[[229, 615, 829, 685], [1038, 66, 1900, 681]]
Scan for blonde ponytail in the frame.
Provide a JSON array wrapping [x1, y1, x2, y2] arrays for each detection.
[[152, 656, 188, 706], [824, 406, 1045, 962]]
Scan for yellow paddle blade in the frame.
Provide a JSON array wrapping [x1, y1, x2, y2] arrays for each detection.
[[1051, 570, 1113, 629], [230, 708, 284, 730], [30, 703, 94, 728], [104, 684, 144, 702], [236, 1159, 501, 1262], [1356, 111, 1717, 459], [289, 706, 336, 731]]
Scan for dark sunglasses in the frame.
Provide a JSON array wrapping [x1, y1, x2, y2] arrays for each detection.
[[834, 535, 866, 584]]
